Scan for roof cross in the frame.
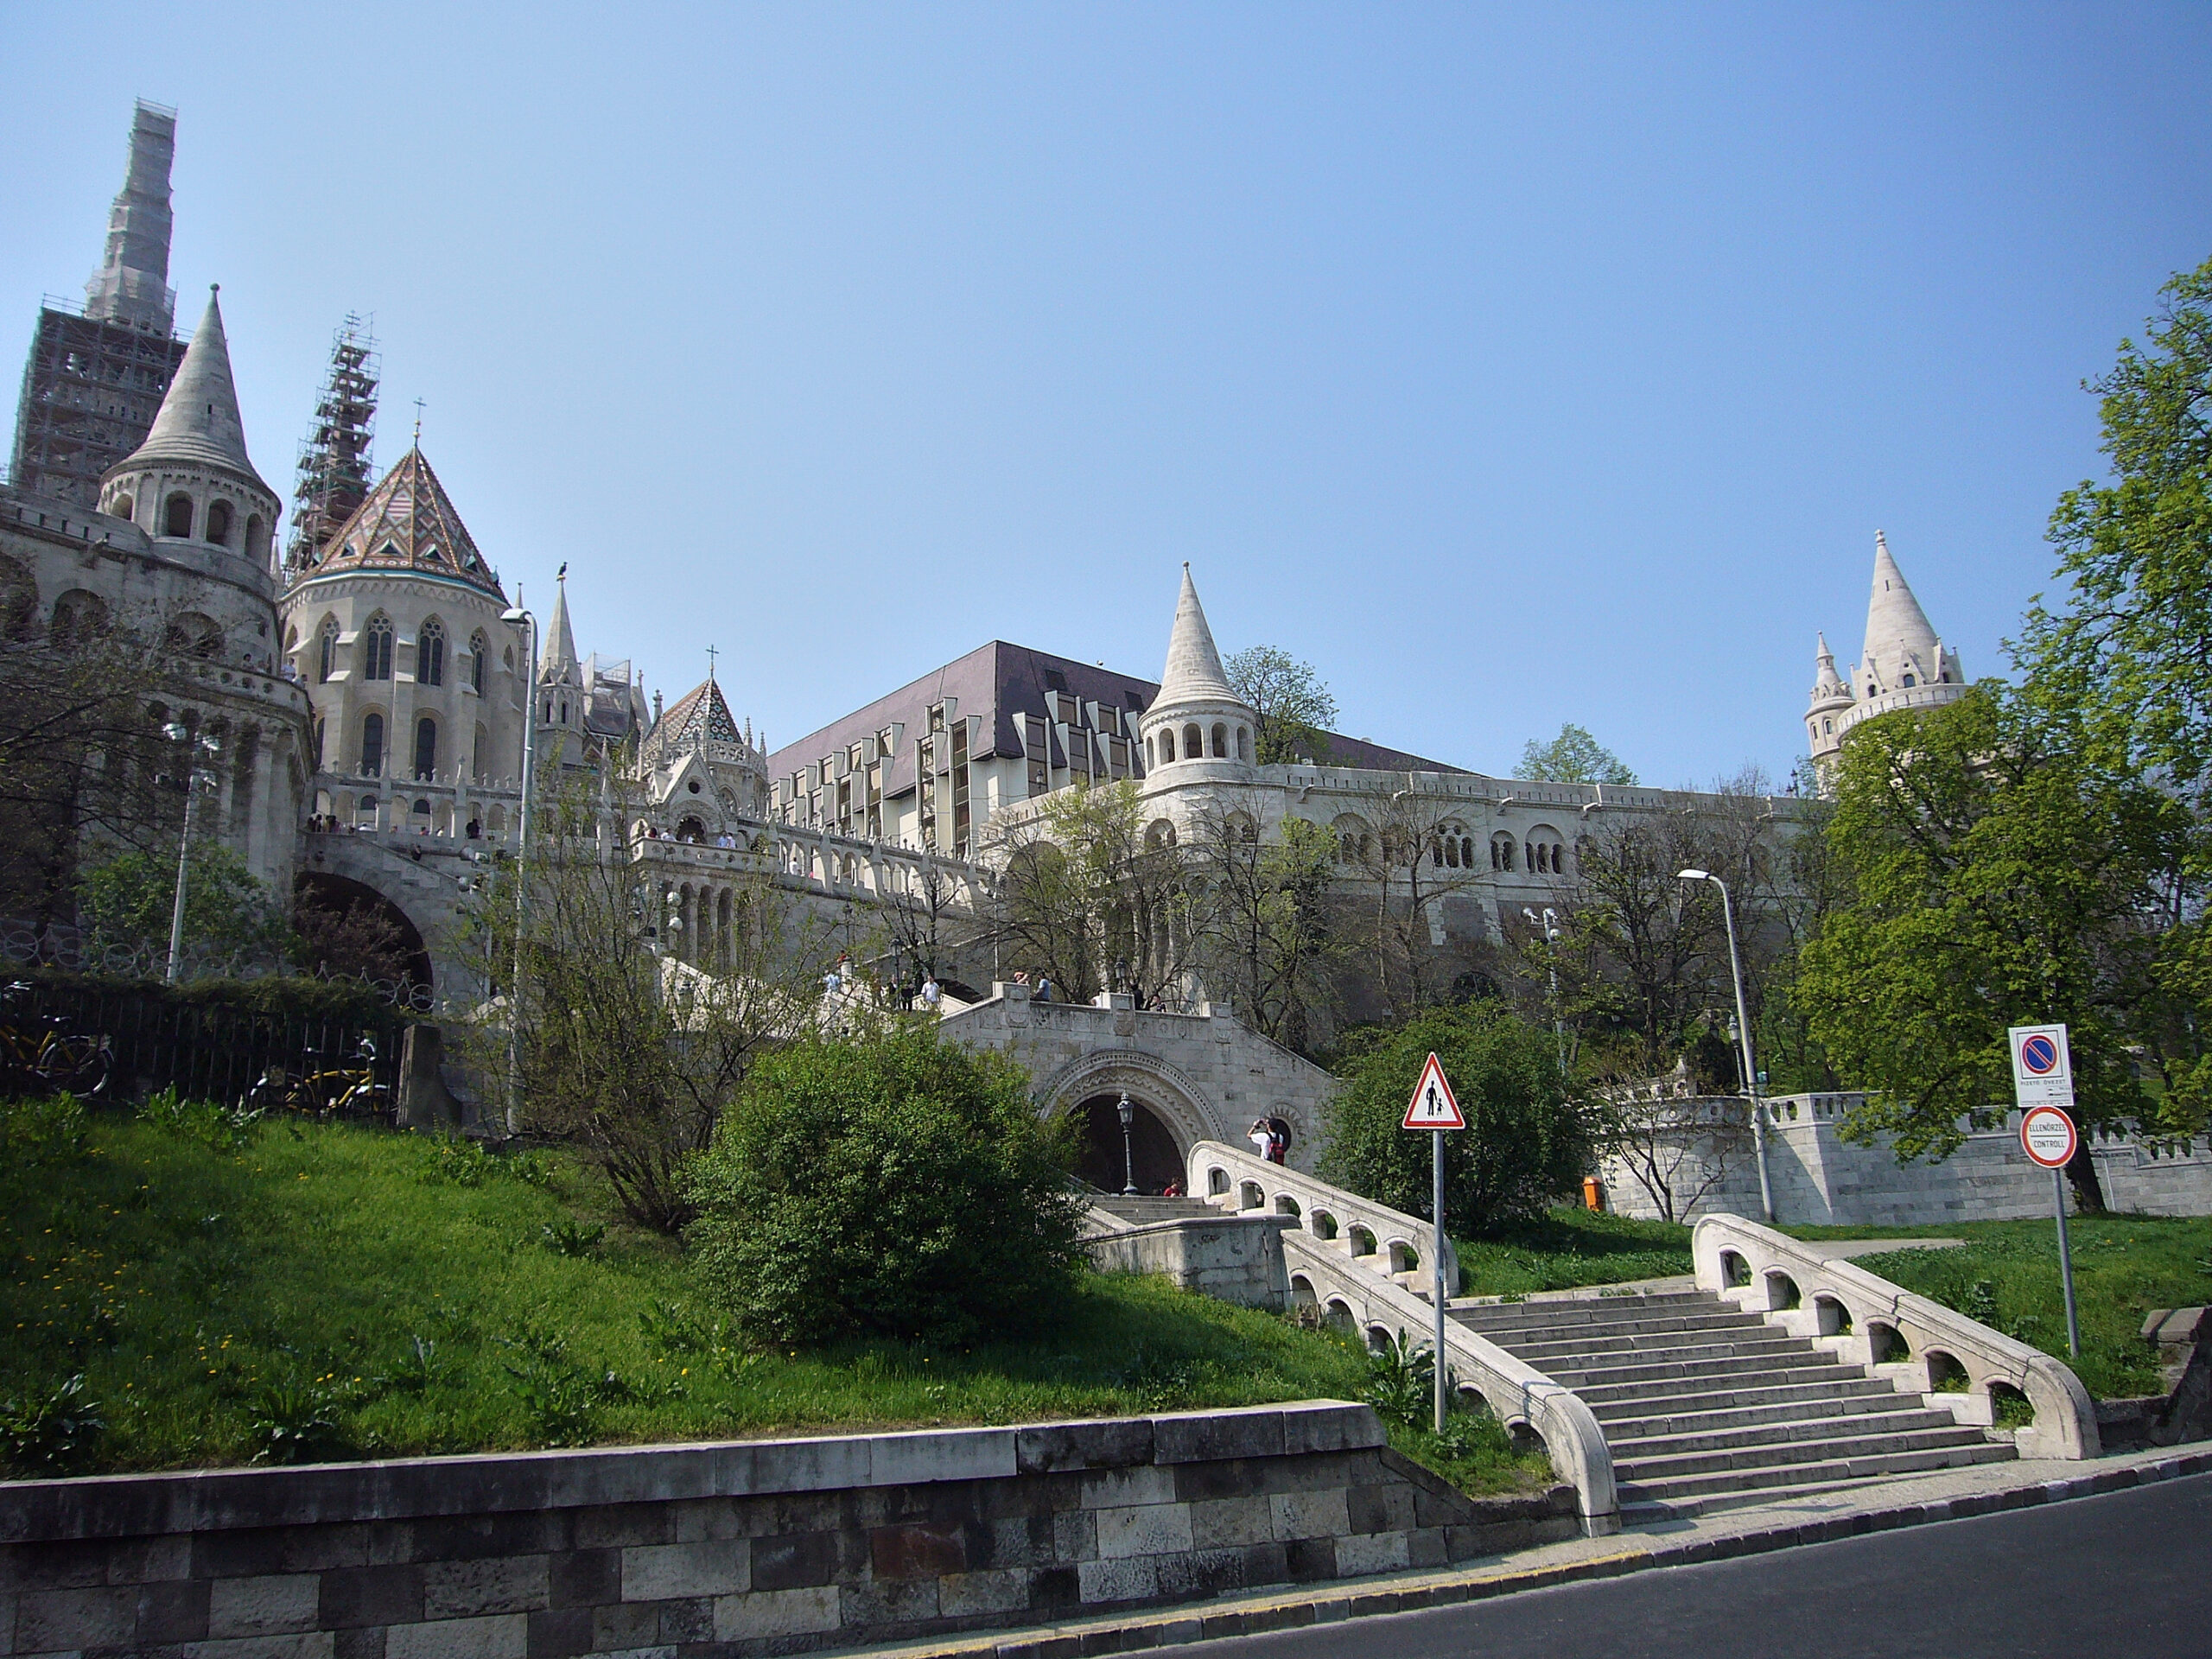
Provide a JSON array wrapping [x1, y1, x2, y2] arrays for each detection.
[[411, 397, 424, 446], [706, 643, 718, 682]]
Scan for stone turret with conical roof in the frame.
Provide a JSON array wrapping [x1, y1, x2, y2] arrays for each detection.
[[1802, 531, 1967, 791], [1138, 564, 1258, 789], [99, 286, 280, 570], [1804, 631, 1854, 768]]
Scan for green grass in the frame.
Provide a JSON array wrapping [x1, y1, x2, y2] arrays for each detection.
[[1456, 1207, 1694, 1297], [0, 1100, 1549, 1496], [1851, 1216, 2212, 1402]]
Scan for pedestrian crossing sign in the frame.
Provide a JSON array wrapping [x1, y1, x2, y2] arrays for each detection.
[[1402, 1052, 1465, 1130]]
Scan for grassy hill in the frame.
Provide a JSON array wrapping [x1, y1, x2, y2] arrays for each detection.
[[0, 1095, 1542, 1492]]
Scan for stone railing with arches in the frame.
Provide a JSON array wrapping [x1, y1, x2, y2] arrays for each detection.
[[1187, 1142, 1618, 1535], [1188, 1140, 1459, 1297], [1692, 1214, 2100, 1460]]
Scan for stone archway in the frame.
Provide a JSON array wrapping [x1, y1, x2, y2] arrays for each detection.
[[1069, 1094, 1184, 1193], [1032, 1048, 1229, 1178], [292, 871, 433, 995]]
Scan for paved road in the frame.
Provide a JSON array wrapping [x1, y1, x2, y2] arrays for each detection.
[[1186, 1473, 2212, 1659]]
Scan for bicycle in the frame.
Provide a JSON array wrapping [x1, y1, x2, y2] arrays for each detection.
[[242, 1037, 390, 1121], [0, 982, 112, 1097]]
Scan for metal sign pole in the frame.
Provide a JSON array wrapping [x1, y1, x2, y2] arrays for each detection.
[[1433, 1127, 1447, 1435], [2052, 1166, 2080, 1358]]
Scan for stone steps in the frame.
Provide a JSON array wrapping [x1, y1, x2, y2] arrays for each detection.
[[1596, 1384, 1938, 1440], [1452, 1285, 2016, 1519], [1618, 1437, 2017, 1506]]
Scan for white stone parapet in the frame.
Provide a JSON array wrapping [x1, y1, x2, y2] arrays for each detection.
[[1690, 1213, 2100, 1461], [1185, 1141, 1621, 1537]]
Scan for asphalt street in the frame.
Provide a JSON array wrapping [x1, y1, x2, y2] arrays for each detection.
[[1184, 1473, 2212, 1659]]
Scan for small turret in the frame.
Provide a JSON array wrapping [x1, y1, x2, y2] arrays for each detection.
[[1138, 564, 1259, 782], [98, 286, 280, 569], [1805, 632, 1854, 768]]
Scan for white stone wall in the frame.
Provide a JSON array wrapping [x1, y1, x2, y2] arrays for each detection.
[[940, 985, 1339, 1173], [1601, 1091, 2212, 1225]]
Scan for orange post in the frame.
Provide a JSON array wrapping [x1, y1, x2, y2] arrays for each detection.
[[1582, 1176, 1605, 1212]]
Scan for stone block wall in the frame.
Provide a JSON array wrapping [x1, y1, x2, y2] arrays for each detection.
[[0, 1402, 1576, 1658], [1079, 1213, 1294, 1310], [1600, 1094, 2212, 1226]]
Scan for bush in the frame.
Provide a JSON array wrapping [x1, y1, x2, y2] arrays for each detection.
[[137, 1088, 260, 1154], [0, 1093, 90, 1166], [685, 1026, 1085, 1346], [1319, 1003, 1593, 1236]]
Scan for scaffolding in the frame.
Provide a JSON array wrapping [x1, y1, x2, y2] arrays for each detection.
[[287, 315, 379, 573], [9, 296, 189, 506]]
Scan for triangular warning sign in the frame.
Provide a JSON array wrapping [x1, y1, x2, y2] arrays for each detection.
[[1402, 1052, 1465, 1129]]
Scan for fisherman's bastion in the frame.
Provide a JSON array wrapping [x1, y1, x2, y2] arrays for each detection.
[[1, 105, 1972, 1186]]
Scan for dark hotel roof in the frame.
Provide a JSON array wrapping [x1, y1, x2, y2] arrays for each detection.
[[766, 640, 1464, 801]]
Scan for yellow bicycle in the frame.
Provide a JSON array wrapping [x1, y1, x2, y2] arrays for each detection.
[[243, 1037, 389, 1121], [0, 982, 112, 1097]]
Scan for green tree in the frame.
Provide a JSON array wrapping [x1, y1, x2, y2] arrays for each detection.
[[1793, 687, 2192, 1208], [78, 842, 287, 964], [1188, 791, 1341, 1051], [1224, 646, 1338, 766], [1517, 723, 1637, 786], [1319, 1002, 1593, 1236], [480, 769, 827, 1232], [989, 780, 1198, 1007], [2015, 253, 2212, 1126], [685, 1024, 1085, 1344]]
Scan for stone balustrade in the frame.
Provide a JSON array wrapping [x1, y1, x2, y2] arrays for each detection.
[[1185, 1143, 1617, 1535], [1691, 1213, 2100, 1460], [1188, 1141, 1459, 1298]]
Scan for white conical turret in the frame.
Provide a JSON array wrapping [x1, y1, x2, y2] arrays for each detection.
[[1805, 631, 1854, 768], [1138, 564, 1258, 785], [98, 287, 280, 566], [1803, 530, 1967, 794], [1858, 531, 1948, 697]]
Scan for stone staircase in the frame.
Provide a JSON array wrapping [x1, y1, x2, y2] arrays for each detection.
[[1084, 1193, 1221, 1227], [1451, 1288, 2018, 1519]]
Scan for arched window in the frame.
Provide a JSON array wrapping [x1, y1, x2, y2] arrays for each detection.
[[1146, 818, 1178, 849], [163, 493, 193, 537], [1821, 718, 1833, 734], [245, 514, 266, 560], [1902, 673, 1916, 688], [417, 620, 445, 687], [163, 613, 223, 658], [49, 590, 107, 647], [474, 721, 490, 781], [470, 631, 488, 695], [1157, 729, 1173, 763], [362, 616, 394, 680], [361, 712, 385, 777], [560, 698, 569, 724], [205, 499, 232, 546], [318, 618, 339, 683], [1491, 833, 1516, 872], [1236, 726, 1250, 762], [1183, 722, 1202, 758], [112, 493, 135, 523], [1211, 722, 1228, 757], [414, 716, 437, 780]]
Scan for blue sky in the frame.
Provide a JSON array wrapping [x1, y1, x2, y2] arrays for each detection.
[[4, 4, 2208, 785]]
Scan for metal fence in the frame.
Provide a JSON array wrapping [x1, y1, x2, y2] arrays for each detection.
[[4, 976, 408, 1109]]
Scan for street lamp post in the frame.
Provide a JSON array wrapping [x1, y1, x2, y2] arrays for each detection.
[[1678, 868, 1774, 1224], [1522, 906, 1567, 1076], [1116, 1091, 1138, 1197], [501, 605, 538, 1137], [162, 724, 219, 982]]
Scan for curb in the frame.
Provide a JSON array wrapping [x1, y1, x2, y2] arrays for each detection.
[[861, 1451, 2212, 1658]]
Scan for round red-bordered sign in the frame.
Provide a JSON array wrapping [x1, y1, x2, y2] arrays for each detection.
[[2019, 1033, 2061, 1076], [2021, 1104, 2077, 1169]]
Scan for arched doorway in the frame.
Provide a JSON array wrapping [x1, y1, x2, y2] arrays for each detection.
[[292, 872, 434, 995], [1070, 1093, 1183, 1194]]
